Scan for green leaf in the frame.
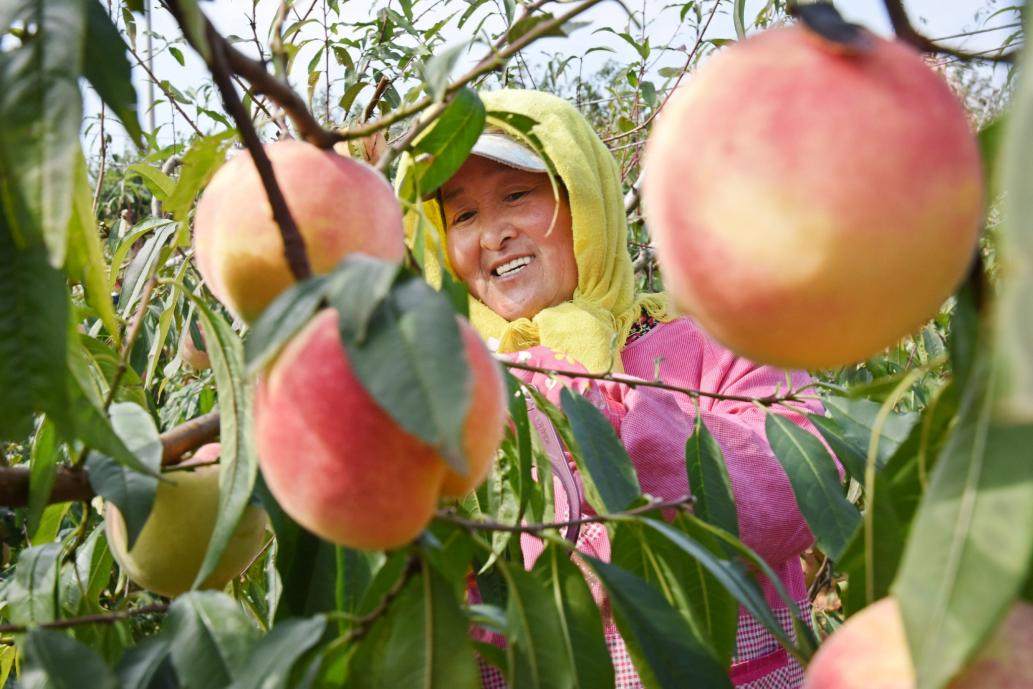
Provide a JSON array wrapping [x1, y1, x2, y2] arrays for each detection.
[[115, 637, 175, 689], [639, 517, 797, 651], [581, 555, 732, 689], [20, 629, 119, 689], [164, 591, 260, 689], [422, 42, 469, 102], [0, 0, 85, 264], [0, 212, 70, 441], [536, 546, 614, 688], [560, 387, 641, 512], [179, 294, 259, 591], [684, 414, 738, 537], [174, 0, 211, 62], [80, 336, 148, 410], [27, 419, 61, 540], [228, 616, 328, 689], [7, 543, 62, 625], [733, 0, 747, 39], [400, 88, 486, 202], [348, 561, 479, 689], [61, 525, 114, 616], [165, 131, 234, 221], [118, 219, 177, 317], [127, 163, 175, 201], [499, 559, 575, 689], [83, 0, 143, 146], [612, 520, 739, 666], [66, 151, 120, 344], [993, 29, 1033, 423], [85, 402, 162, 549], [894, 355, 1033, 689], [67, 359, 155, 477], [337, 271, 471, 475], [765, 411, 860, 560], [246, 275, 330, 374], [253, 474, 340, 619], [170, 46, 186, 66], [819, 396, 919, 478]]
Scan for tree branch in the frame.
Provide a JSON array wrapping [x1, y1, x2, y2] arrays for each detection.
[[879, 0, 1018, 62], [499, 358, 819, 407], [436, 495, 694, 534], [373, 0, 608, 171], [0, 412, 221, 508], [0, 604, 169, 635]]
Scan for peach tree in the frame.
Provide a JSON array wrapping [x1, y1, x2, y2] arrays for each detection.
[[0, 1, 1027, 688]]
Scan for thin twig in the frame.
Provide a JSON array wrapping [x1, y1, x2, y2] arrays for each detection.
[[330, 555, 421, 646], [92, 104, 108, 213], [437, 495, 694, 534], [126, 40, 204, 137], [602, 0, 721, 145], [0, 604, 169, 635], [879, 0, 1019, 62], [102, 277, 158, 412], [500, 358, 818, 407], [373, 0, 609, 170], [203, 19, 313, 281]]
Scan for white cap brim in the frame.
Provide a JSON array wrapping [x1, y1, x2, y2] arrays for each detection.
[[470, 132, 548, 173]]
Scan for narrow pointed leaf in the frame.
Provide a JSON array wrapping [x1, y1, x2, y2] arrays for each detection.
[[580, 556, 732, 689], [85, 402, 162, 549], [228, 616, 328, 689], [766, 412, 860, 560], [537, 546, 614, 688], [20, 629, 118, 689], [560, 387, 640, 512], [0, 210, 69, 440], [83, 0, 142, 145], [181, 295, 259, 590], [894, 355, 1033, 689], [164, 591, 260, 689], [685, 414, 738, 536], [0, 0, 85, 263], [500, 559, 575, 689]]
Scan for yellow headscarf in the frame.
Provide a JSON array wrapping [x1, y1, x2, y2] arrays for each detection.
[[400, 89, 670, 373]]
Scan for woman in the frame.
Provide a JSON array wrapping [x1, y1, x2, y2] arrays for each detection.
[[403, 89, 825, 689]]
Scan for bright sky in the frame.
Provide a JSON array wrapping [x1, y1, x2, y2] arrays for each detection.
[[84, 0, 1019, 152]]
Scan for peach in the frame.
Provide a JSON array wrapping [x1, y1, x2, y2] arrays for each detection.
[[643, 26, 983, 369], [105, 443, 269, 597], [804, 597, 1033, 689], [178, 320, 209, 371], [254, 309, 506, 550], [193, 140, 405, 323]]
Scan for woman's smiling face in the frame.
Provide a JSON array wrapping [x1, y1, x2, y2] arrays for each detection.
[[442, 155, 578, 321]]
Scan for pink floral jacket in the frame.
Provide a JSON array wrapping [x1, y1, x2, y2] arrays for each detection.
[[481, 317, 823, 689]]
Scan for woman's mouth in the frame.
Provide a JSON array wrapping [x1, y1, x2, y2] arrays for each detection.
[[492, 255, 534, 278]]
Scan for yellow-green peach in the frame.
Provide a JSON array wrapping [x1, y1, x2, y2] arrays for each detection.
[[106, 443, 269, 597]]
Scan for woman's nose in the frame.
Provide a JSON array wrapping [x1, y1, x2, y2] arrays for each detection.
[[480, 219, 517, 251]]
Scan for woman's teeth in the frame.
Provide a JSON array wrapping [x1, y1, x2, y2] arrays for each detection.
[[494, 256, 533, 277]]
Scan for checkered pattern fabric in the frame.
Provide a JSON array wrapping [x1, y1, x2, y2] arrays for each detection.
[[477, 600, 811, 688]]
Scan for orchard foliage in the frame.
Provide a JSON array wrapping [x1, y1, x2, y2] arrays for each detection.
[[0, 1, 1029, 689]]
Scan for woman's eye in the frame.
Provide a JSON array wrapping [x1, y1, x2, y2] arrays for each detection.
[[505, 190, 530, 202], [453, 210, 476, 225]]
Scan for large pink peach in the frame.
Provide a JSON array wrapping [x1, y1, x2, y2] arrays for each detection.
[[193, 140, 405, 323], [643, 26, 983, 369], [804, 597, 1033, 688], [254, 310, 506, 550]]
